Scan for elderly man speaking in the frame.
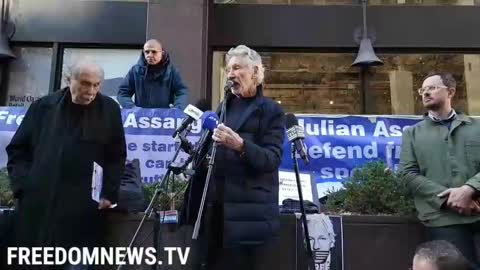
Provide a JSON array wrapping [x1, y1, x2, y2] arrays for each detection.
[[6, 60, 126, 270], [182, 45, 285, 270]]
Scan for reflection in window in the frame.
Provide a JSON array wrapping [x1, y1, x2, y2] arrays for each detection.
[[375, 54, 469, 115], [214, 0, 480, 5], [62, 48, 139, 101], [212, 52, 480, 115], [263, 53, 364, 114], [5, 47, 53, 107]]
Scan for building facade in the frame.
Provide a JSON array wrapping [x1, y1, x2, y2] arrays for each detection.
[[2, 0, 480, 115]]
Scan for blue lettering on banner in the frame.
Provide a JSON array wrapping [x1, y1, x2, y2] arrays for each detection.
[[122, 108, 203, 135], [0, 107, 423, 194], [280, 115, 420, 195]]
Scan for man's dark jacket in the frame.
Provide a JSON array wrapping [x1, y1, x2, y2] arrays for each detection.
[[181, 85, 285, 248], [117, 51, 189, 110], [6, 88, 126, 248]]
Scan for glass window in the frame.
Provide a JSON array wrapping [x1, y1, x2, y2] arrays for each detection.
[[62, 48, 139, 101], [5, 47, 53, 107], [214, 0, 480, 5], [75, 0, 148, 2], [375, 54, 469, 115], [212, 51, 480, 115]]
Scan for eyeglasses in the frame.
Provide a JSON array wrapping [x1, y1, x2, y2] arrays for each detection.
[[417, 85, 448, 95]]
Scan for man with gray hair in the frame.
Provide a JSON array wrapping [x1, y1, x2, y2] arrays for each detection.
[[6, 60, 126, 269], [183, 45, 285, 270], [412, 240, 473, 270]]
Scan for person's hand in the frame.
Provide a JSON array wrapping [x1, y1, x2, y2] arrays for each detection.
[[438, 185, 477, 215], [470, 199, 480, 214], [98, 198, 112, 210], [212, 123, 244, 152]]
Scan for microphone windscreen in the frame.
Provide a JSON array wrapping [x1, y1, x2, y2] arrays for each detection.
[[225, 80, 234, 89], [202, 111, 219, 131], [285, 113, 298, 129]]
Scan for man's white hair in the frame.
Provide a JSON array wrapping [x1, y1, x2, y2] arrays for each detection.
[[225, 45, 265, 85], [64, 57, 105, 82]]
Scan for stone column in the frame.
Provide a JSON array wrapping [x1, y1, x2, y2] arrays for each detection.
[[147, 0, 210, 104], [211, 51, 226, 110], [389, 70, 415, 115], [464, 55, 480, 114]]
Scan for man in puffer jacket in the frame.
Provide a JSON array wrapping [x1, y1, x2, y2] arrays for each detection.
[[117, 39, 189, 109]]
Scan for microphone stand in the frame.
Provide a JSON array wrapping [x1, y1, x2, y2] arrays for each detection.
[[191, 91, 229, 239], [180, 134, 204, 225], [116, 127, 194, 270], [291, 145, 317, 270]]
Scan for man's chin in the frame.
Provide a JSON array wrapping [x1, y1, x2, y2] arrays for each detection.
[[82, 96, 95, 105], [424, 102, 440, 111], [231, 88, 241, 95]]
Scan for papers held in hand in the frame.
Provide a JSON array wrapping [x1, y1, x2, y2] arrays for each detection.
[[91, 162, 117, 209]]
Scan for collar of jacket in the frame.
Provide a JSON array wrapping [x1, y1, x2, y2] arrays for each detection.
[[228, 84, 267, 132], [52, 88, 107, 142], [424, 111, 472, 126], [428, 109, 457, 122], [254, 84, 264, 97], [453, 113, 472, 124], [42, 87, 97, 106]]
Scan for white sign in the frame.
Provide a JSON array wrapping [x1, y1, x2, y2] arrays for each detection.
[[91, 162, 103, 203], [278, 170, 315, 205]]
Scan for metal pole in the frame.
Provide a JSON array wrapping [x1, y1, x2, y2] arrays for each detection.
[[292, 144, 316, 270]]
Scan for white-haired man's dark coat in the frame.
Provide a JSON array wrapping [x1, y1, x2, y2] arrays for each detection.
[[181, 85, 285, 248], [6, 88, 126, 249]]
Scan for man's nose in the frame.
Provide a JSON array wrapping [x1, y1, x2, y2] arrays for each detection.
[[227, 73, 237, 83], [310, 239, 319, 250]]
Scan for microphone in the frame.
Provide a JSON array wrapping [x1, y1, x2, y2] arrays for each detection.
[[194, 111, 219, 153], [191, 112, 220, 169], [285, 113, 309, 165], [172, 99, 210, 138], [224, 80, 234, 92], [192, 111, 219, 152], [202, 111, 220, 131]]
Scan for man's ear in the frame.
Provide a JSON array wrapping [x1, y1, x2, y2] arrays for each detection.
[[252, 66, 258, 79], [448, 87, 456, 98]]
